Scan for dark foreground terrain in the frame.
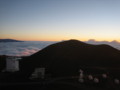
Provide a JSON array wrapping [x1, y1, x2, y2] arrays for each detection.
[[0, 75, 120, 90], [0, 40, 120, 90]]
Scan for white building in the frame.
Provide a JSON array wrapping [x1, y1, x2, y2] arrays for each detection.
[[93, 78, 99, 83], [88, 75, 93, 80], [102, 74, 107, 79], [78, 69, 84, 83], [114, 79, 120, 84], [6, 56, 21, 72], [79, 69, 84, 78], [30, 68, 45, 79]]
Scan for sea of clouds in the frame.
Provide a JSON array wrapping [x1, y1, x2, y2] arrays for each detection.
[[0, 41, 57, 56], [85, 39, 120, 50], [0, 40, 120, 56]]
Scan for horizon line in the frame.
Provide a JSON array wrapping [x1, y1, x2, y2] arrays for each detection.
[[0, 38, 120, 42]]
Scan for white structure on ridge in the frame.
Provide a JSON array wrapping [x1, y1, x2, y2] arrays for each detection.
[[6, 56, 21, 72], [102, 74, 107, 79], [93, 78, 99, 83], [88, 75, 93, 80], [78, 69, 84, 83], [31, 68, 45, 79], [79, 69, 84, 78], [114, 79, 119, 84]]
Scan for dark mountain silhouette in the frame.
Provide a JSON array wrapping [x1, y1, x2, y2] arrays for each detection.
[[0, 39, 23, 42], [20, 39, 120, 77], [0, 55, 6, 72]]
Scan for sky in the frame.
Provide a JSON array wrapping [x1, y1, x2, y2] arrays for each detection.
[[0, 0, 120, 41]]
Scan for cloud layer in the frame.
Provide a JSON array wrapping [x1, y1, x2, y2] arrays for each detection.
[[85, 39, 120, 50], [0, 41, 56, 56], [0, 40, 120, 56]]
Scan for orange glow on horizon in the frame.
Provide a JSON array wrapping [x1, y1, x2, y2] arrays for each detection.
[[0, 35, 120, 42], [1, 37, 119, 42]]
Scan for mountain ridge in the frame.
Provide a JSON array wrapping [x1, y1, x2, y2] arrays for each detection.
[[0, 39, 23, 42], [20, 39, 120, 77]]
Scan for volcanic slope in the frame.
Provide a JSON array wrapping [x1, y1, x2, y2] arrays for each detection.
[[20, 40, 120, 77]]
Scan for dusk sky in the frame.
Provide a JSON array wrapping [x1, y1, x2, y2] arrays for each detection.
[[0, 0, 120, 41]]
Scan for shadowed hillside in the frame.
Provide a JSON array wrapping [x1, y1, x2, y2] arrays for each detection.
[[0, 55, 6, 71], [20, 39, 120, 77]]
